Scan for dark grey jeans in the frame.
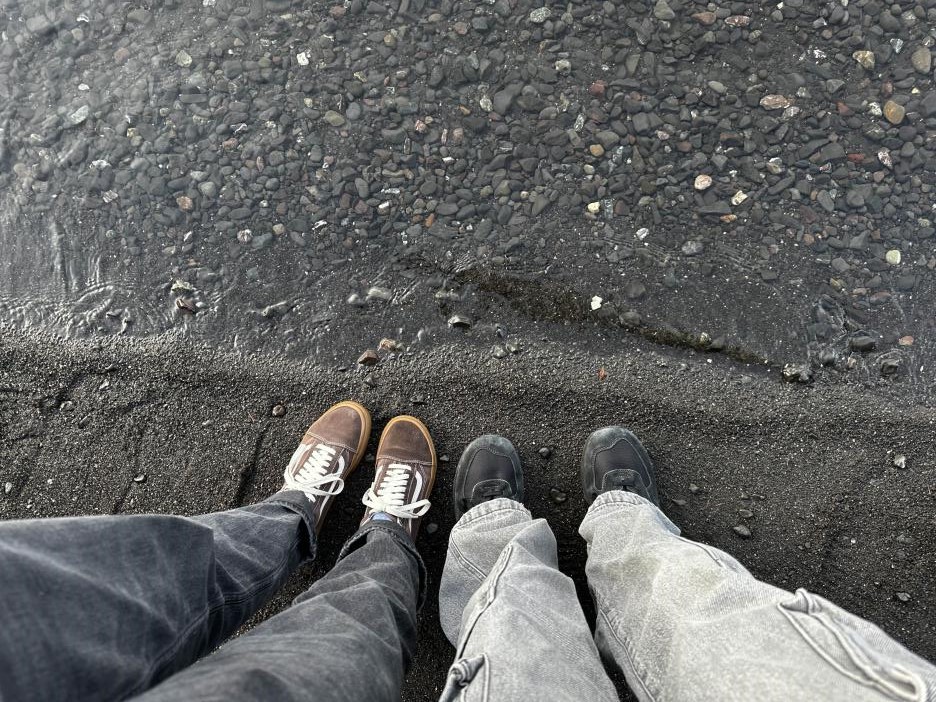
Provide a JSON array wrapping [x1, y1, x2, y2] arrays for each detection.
[[0, 491, 425, 702]]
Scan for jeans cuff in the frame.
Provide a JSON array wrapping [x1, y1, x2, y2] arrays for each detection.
[[456, 497, 531, 529], [264, 490, 318, 562], [338, 520, 428, 610], [584, 490, 680, 533]]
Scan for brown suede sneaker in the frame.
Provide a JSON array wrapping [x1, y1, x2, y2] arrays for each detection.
[[361, 415, 437, 540], [282, 400, 371, 533]]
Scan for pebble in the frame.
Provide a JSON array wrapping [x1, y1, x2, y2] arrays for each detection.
[[760, 95, 791, 111], [133, 474, 146, 483], [175, 50, 192, 68], [733, 525, 753, 538], [68, 105, 90, 125], [322, 110, 346, 127], [852, 50, 875, 70], [886, 250, 902, 266], [4, 482, 12, 494], [425, 522, 439, 535], [849, 335, 877, 352], [883, 101, 905, 125], [492, 345, 508, 359], [694, 174, 712, 191], [528, 7, 551, 24], [549, 487, 567, 505], [682, 240, 704, 256], [896, 592, 911, 603], [590, 296, 603, 311], [782, 363, 812, 384], [586, 202, 601, 215], [538, 447, 552, 459], [357, 349, 379, 366], [653, 0, 675, 21], [893, 454, 907, 469], [447, 315, 472, 328], [731, 191, 748, 206], [911, 46, 932, 74]]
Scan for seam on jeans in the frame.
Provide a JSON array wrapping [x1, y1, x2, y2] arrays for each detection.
[[597, 605, 659, 702], [674, 535, 725, 566], [777, 595, 925, 701], [457, 502, 529, 527], [447, 538, 489, 582], [455, 545, 512, 660], [126, 532, 302, 698]]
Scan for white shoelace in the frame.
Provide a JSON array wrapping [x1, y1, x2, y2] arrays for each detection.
[[362, 463, 430, 520], [283, 443, 344, 503]]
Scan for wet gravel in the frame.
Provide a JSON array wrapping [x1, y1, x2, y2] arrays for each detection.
[[1, 0, 936, 401]]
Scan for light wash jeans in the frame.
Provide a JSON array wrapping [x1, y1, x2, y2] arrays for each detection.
[[440, 493, 936, 702]]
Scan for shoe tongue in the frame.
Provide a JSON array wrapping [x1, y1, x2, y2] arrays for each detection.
[[602, 468, 644, 493], [472, 479, 511, 502]]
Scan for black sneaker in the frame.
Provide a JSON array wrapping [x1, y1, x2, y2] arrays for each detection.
[[581, 427, 659, 506], [453, 435, 524, 519]]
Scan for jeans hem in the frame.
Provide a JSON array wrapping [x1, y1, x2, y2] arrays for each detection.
[[264, 490, 318, 562], [339, 520, 428, 609], [456, 498, 531, 528]]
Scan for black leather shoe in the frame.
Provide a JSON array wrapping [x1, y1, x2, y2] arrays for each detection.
[[581, 427, 659, 506], [453, 435, 524, 519]]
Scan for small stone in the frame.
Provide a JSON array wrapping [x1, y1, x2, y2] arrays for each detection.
[[883, 100, 905, 125], [688, 483, 700, 494], [448, 314, 472, 328], [366, 286, 393, 302], [760, 95, 791, 110], [724, 15, 751, 27], [492, 345, 508, 359], [731, 191, 748, 206], [588, 80, 607, 97], [425, 522, 439, 535], [682, 240, 704, 256], [896, 592, 911, 603], [175, 50, 193, 68], [555, 59, 571, 75], [176, 195, 194, 212], [898, 336, 914, 347], [853, 50, 875, 70], [849, 334, 877, 352], [880, 358, 901, 376], [357, 349, 380, 366], [549, 487, 568, 504], [694, 174, 712, 191], [271, 404, 287, 417], [528, 6, 551, 23], [322, 110, 346, 127], [68, 105, 90, 125], [133, 474, 146, 483], [296, 51, 309, 66], [738, 509, 754, 519], [538, 447, 552, 459], [886, 250, 902, 265], [59, 400, 75, 412], [586, 201, 601, 215], [692, 11, 716, 25], [893, 454, 907, 469], [378, 338, 403, 352], [653, 0, 675, 21], [590, 296, 603, 311], [589, 144, 605, 157], [3, 482, 12, 494], [733, 525, 752, 538], [782, 363, 812, 383], [911, 46, 932, 74]]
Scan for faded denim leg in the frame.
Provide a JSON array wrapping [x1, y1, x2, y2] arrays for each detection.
[[438, 498, 618, 702], [580, 491, 936, 702], [0, 491, 316, 702], [135, 519, 425, 702]]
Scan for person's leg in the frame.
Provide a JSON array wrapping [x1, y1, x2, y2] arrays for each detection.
[[579, 426, 936, 702], [0, 494, 315, 702], [134, 414, 436, 702], [0, 400, 371, 702], [438, 435, 618, 702]]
